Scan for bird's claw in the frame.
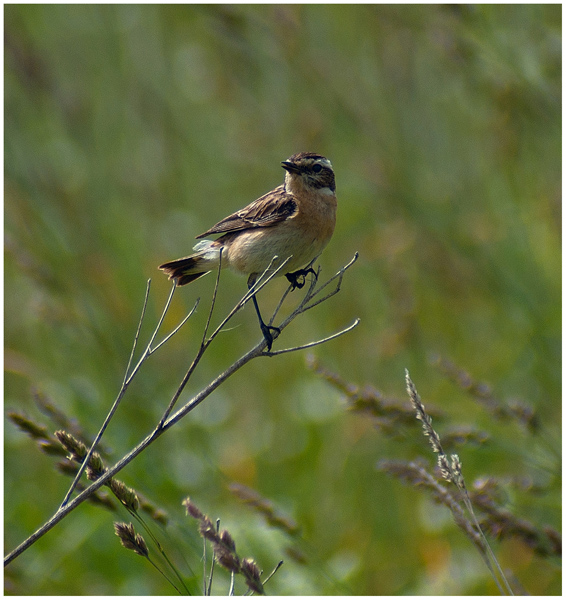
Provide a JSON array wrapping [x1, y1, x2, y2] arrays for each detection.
[[285, 267, 317, 291], [260, 323, 280, 351]]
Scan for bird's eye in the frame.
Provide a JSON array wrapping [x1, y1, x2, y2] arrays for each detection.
[[312, 164, 322, 173]]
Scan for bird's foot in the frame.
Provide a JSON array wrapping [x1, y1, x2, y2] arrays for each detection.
[[260, 322, 280, 351], [285, 267, 317, 291]]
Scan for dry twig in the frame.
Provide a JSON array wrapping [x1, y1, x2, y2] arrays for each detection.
[[4, 253, 359, 567]]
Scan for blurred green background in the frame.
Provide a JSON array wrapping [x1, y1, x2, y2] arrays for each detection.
[[5, 4, 561, 595]]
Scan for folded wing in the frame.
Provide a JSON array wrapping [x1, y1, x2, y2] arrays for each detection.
[[196, 185, 298, 238]]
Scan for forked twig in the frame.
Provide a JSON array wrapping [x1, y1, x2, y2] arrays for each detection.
[[264, 319, 360, 356], [157, 255, 292, 427], [261, 251, 359, 354], [123, 279, 152, 385], [5, 253, 358, 567], [59, 280, 198, 508], [206, 254, 292, 345]]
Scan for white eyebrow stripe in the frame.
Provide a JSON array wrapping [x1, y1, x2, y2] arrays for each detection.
[[317, 158, 333, 169]]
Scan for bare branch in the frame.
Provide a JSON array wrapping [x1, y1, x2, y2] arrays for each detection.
[[300, 252, 359, 312], [151, 299, 200, 353], [59, 281, 197, 508], [5, 253, 358, 566], [262, 560, 284, 586], [263, 318, 360, 356], [156, 257, 293, 426], [122, 279, 151, 386], [144, 278, 178, 354], [202, 248, 223, 344]]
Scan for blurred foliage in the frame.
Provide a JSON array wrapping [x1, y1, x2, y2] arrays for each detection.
[[5, 4, 561, 595]]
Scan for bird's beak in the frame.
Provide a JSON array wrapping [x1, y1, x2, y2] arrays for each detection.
[[281, 161, 302, 174]]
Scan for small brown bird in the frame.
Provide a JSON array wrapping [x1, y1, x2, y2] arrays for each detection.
[[159, 152, 337, 349]]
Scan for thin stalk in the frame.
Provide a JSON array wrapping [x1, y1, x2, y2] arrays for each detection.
[[60, 283, 196, 508], [157, 255, 292, 426], [5, 254, 358, 566]]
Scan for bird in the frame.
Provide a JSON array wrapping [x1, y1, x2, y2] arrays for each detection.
[[159, 152, 337, 350]]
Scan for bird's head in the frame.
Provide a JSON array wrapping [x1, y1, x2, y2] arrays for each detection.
[[282, 152, 336, 196]]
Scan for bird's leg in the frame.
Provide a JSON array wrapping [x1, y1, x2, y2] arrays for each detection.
[[285, 267, 317, 291], [247, 275, 280, 351]]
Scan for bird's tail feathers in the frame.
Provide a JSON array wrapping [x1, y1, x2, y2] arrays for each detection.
[[159, 240, 222, 286]]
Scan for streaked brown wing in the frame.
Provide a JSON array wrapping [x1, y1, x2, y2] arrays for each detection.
[[195, 185, 297, 238]]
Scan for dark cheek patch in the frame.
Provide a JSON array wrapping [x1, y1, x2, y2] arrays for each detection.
[[309, 172, 335, 192]]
